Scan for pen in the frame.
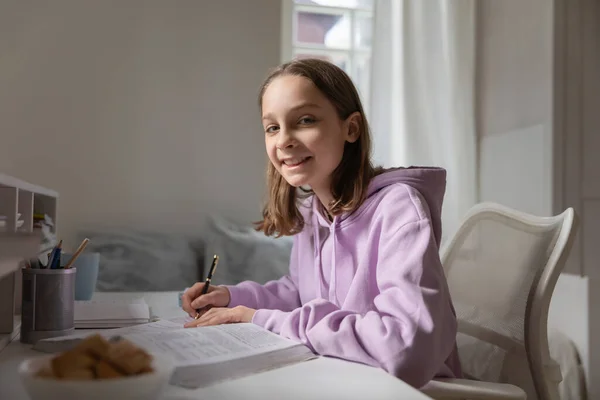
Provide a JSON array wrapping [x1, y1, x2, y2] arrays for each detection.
[[194, 254, 219, 319], [45, 240, 62, 269], [50, 241, 62, 269]]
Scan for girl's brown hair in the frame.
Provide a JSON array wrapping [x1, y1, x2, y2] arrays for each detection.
[[256, 58, 379, 237]]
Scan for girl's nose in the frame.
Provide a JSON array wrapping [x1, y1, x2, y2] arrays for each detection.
[[276, 128, 295, 149]]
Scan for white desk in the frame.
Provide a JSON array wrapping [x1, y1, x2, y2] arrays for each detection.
[[0, 292, 433, 400]]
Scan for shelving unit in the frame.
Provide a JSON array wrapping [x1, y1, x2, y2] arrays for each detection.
[[0, 174, 58, 351]]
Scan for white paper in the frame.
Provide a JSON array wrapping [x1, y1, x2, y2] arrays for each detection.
[[74, 298, 150, 328], [76, 298, 147, 305]]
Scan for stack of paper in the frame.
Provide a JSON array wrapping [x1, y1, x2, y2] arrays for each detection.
[[74, 298, 151, 329]]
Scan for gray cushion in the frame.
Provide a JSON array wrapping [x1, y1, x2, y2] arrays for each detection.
[[76, 229, 201, 292], [203, 216, 293, 285]]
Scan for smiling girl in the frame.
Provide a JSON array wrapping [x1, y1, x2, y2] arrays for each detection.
[[182, 59, 462, 387]]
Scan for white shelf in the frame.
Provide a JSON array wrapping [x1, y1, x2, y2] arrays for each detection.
[[0, 175, 58, 235], [0, 174, 58, 336], [0, 174, 58, 199]]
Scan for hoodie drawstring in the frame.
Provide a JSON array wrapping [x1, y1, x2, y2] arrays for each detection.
[[314, 217, 326, 299], [313, 209, 339, 303], [329, 220, 338, 305]]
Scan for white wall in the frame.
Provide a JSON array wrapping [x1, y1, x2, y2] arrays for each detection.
[[477, 0, 589, 383], [0, 0, 280, 244]]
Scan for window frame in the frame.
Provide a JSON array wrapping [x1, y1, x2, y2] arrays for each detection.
[[281, 0, 373, 110]]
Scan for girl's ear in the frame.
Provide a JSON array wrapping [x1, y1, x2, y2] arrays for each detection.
[[345, 112, 362, 143]]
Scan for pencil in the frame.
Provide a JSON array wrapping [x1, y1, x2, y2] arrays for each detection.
[[194, 254, 219, 319], [64, 238, 90, 269]]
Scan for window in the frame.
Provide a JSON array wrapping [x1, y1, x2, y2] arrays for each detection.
[[282, 0, 374, 109]]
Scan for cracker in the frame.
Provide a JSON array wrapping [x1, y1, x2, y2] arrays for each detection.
[[51, 351, 96, 379], [139, 365, 155, 374], [95, 360, 125, 379], [105, 339, 152, 375], [73, 334, 111, 360]]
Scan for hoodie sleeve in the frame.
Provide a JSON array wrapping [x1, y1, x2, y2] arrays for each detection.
[[224, 236, 301, 311], [250, 219, 458, 388]]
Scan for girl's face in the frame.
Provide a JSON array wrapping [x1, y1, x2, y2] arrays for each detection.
[[261, 75, 360, 204]]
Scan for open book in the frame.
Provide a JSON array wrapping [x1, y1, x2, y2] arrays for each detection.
[[33, 318, 316, 388]]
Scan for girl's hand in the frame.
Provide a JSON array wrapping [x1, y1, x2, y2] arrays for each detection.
[[183, 306, 256, 328], [181, 284, 231, 318]]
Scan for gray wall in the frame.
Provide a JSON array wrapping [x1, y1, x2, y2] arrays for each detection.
[[0, 0, 281, 243], [476, 0, 589, 387]]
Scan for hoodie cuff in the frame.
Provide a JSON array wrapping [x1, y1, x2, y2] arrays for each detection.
[[251, 309, 291, 334], [224, 285, 250, 308]]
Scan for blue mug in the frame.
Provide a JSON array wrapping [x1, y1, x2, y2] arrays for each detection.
[[60, 252, 100, 300]]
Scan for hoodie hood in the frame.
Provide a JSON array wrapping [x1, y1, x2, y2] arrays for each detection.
[[313, 167, 446, 244], [365, 167, 446, 244], [367, 167, 446, 212]]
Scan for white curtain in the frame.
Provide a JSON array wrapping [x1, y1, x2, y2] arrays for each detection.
[[370, 0, 478, 240]]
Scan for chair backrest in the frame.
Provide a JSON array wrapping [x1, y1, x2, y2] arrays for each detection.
[[441, 202, 578, 400]]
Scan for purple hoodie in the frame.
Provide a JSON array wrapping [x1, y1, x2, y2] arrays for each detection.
[[226, 167, 462, 387]]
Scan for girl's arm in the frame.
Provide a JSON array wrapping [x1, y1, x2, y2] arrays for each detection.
[[249, 219, 458, 389], [224, 236, 301, 312]]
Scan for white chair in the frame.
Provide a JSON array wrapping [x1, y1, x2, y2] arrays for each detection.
[[421, 202, 579, 400]]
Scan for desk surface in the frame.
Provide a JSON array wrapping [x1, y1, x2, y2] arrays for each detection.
[[0, 291, 433, 400]]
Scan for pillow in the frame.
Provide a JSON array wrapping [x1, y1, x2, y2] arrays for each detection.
[[76, 229, 200, 292], [203, 215, 293, 285]]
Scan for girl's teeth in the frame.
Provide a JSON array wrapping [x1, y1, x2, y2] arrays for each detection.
[[286, 157, 306, 165]]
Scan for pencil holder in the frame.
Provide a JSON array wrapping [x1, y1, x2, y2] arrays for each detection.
[[20, 267, 76, 344]]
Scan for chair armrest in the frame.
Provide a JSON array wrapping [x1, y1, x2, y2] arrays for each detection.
[[420, 378, 527, 400]]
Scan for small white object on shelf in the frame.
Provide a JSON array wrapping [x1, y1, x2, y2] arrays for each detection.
[[0, 213, 24, 229]]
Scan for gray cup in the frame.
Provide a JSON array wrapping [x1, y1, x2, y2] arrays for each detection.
[[20, 267, 76, 344], [60, 252, 99, 301]]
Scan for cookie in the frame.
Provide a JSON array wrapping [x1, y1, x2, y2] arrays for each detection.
[[51, 351, 96, 379], [105, 339, 153, 375], [73, 334, 111, 360], [95, 360, 125, 379]]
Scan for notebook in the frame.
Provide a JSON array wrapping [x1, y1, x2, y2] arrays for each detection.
[[33, 317, 316, 388], [74, 298, 151, 328]]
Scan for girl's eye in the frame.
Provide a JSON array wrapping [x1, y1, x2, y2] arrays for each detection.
[[298, 117, 316, 125], [265, 125, 279, 134]]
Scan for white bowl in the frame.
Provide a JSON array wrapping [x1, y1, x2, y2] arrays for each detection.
[[19, 353, 175, 400]]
